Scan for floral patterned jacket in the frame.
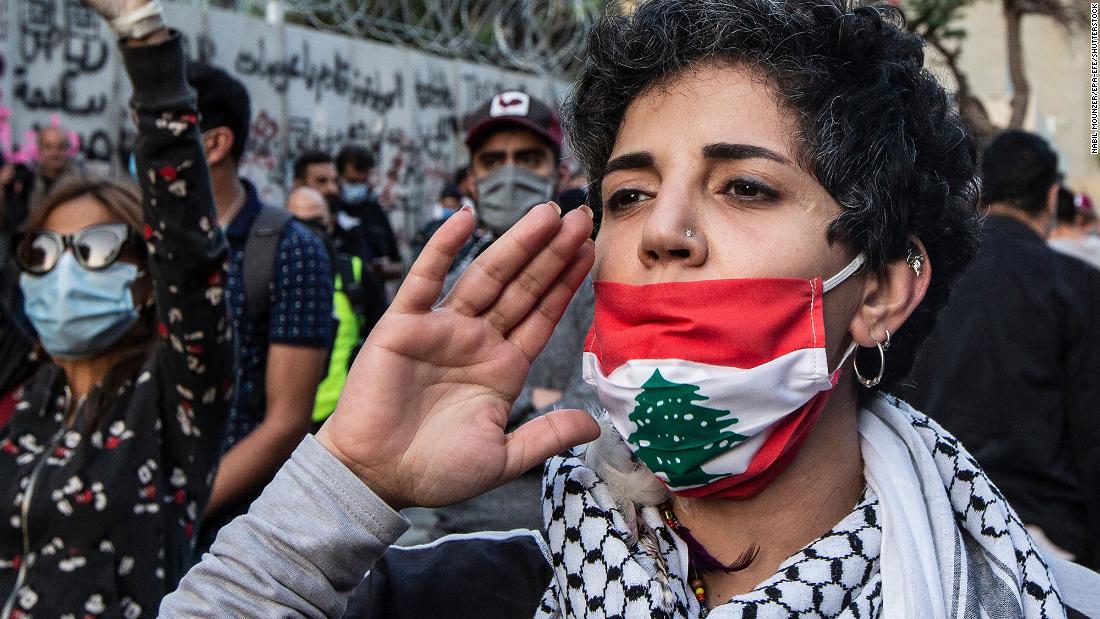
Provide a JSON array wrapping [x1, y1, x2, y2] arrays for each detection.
[[0, 35, 233, 619]]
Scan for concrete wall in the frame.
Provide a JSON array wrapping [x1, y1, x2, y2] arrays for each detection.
[[0, 0, 566, 246]]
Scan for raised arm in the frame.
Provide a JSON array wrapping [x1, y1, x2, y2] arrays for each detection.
[[115, 21, 234, 510]]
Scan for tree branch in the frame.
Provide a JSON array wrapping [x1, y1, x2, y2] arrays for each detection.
[[1003, 3, 1030, 129]]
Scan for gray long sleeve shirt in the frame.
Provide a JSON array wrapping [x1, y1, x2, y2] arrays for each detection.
[[161, 436, 409, 617], [164, 436, 1100, 619]]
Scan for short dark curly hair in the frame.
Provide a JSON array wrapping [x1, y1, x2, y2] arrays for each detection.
[[564, 0, 980, 393]]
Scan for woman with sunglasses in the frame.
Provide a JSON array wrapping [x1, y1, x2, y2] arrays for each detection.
[[0, 17, 233, 619], [165, 0, 1100, 617]]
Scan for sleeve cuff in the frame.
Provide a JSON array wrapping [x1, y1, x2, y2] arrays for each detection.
[[287, 434, 410, 544]]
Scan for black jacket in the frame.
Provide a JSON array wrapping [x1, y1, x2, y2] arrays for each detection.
[[902, 214, 1100, 569], [0, 36, 233, 617]]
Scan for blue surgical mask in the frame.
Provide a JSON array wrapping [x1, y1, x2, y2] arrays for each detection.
[[20, 252, 141, 359], [128, 152, 138, 179], [341, 182, 370, 204]]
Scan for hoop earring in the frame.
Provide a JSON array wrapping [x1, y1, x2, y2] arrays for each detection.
[[853, 329, 890, 388]]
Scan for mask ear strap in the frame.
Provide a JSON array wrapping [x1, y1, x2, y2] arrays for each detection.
[[822, 253, 866, 293], [829, 341, 859, 378]]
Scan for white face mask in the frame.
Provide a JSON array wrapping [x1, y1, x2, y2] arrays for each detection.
[[474, 165, 556, 235], [583, 255, 864, 499]]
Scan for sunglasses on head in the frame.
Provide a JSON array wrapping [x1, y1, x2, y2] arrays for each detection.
[[16, 223, 140, 275]]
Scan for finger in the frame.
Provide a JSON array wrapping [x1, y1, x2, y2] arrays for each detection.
[[390, 208, 477, 314], [482, 208, 594, 333], [501, 409, 602, 482], [442, 202, 562, 317], [506, 239, 594, 361]]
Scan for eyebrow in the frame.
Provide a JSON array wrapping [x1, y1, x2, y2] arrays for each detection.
[[702, 142, 791, 165], [602, 152, 655, 176], [601, 143, 791, 179]]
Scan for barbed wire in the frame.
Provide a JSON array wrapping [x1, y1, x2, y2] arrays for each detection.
[[212, 0, 603, 78]]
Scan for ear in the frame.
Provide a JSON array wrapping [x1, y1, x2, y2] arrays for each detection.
[[848, 237, 931, 347], [201, 127, 236, 167], [1046, 183, 1060, 219]]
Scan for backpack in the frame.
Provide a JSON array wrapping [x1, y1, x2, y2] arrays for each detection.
[[242, 205, 293, 321]]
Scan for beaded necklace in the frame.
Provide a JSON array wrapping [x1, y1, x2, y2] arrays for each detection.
[[659, 502, 759, 614]]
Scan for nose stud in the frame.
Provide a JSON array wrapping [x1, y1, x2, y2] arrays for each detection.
[[683, 228, 696, 238]]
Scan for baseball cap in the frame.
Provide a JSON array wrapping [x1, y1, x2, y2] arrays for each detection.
[[464, 91, 563, 156]]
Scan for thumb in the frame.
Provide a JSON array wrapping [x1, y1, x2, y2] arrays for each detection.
[[501, 409, 601, 481]]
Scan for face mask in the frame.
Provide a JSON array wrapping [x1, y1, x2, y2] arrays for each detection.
[[583, 255, 865, 499], [128, 153, 138, 179], [474, 165, 555, 234], [20, 252, 141, 359], [341, 182, 370, 204]]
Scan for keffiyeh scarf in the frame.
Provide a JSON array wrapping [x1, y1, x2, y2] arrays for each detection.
[[535, 394, 1066, 618]]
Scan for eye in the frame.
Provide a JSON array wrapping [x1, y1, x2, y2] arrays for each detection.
[[518, 152, 545, 168], [723, 177, 779, 202], [604, 188, 652, 212]]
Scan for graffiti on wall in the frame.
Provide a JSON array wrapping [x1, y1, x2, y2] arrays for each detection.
[[0, 0, 561, 243], [3, 0, 123, 167]]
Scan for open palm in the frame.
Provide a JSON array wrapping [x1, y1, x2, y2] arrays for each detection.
[[317, 203, 599, 509]]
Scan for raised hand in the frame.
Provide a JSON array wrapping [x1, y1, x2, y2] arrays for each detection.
[[316, 203, 600, 510]]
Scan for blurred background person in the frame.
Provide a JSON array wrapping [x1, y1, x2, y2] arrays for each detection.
[[436, 183, 463, 220], [0, 155, 39, 426], [410, 183, 465, 262], [453, 165, 476, 211], [902, 129, 1100, 569], [1049, 187, 1100, 270], [292, 150, 340, 205], [28, 126, 83, 212], [294, 150, 381, 293], [0, 21, 234, 615], [334, 144, 403, 284], [188, 63, 333, 557], [0, 154, 35, 246], [284, 186, 386, 431], [554, 156, 589, 216]]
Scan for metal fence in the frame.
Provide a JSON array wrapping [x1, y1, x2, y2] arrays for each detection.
[[194, 0, 603, 78]]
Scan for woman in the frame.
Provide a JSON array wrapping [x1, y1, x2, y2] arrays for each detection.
[[0, 22, 233, 619], [162, 0, 1099, 617]]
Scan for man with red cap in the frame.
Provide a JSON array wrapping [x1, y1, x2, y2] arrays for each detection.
[[442, 91, 567, 290]]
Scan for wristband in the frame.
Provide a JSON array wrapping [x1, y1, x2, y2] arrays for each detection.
[[109, 0, 166, 40]]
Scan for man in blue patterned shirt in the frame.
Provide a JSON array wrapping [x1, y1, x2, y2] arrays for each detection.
[[185, 63, 333, 554]]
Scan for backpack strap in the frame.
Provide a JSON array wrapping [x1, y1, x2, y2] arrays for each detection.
[[242, 205, 294, 321]]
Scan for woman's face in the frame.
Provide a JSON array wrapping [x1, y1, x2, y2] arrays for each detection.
[[595, 62, 864, 359], [39, 195, 149, 301]]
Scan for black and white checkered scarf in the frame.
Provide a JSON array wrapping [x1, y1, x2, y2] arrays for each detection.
[[535, 395, 1065, 618]]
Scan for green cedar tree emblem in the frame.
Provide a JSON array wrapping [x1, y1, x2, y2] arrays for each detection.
[[627, 369, 748, 487]]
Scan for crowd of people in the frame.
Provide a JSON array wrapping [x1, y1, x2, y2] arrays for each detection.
[[0, 0, 1098, 617]]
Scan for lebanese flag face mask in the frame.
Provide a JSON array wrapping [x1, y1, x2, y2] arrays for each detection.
[[582, 255, 864, 500]]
